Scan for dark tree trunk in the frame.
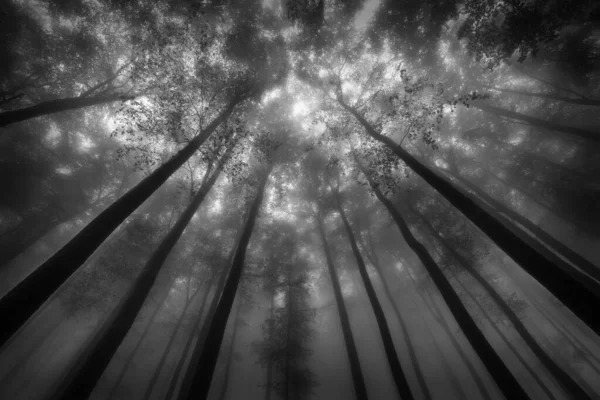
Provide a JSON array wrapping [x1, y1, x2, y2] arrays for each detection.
[[332, 188, 415, 400], [338, 99, 600, 336], [429, 329, 469, 400], [447, 172, 600, 283], [472, 102, 600, 142], [141, 279, 207, 400], [356, 228, 430, 400], [0, 97, 241, 348], [356, 163, 531, 400], [179, 164, 273, 400], [0, 212, 70, 268], [45, 160, 225, 400], [264, 294, 275, 400], [451, 273, 559, 400], [218, 298, 243, 400], [412, 205, 595, 399], [0, 93, 126, 128], [163, 261, 231, 400], [405, 268, 493, 400], [102, 279, 174, 400], [486, 87, 600, 106], [316, 211, 369, 400]]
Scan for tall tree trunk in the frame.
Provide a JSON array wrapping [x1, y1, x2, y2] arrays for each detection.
[[0, 96, 242, 348], [315, 211, 369, 400], [338, 99, 600, 335], [284, 253, 293, 400], [0, 212, 70, 268], [141, 279, 207, 400], [404, 267, 494, 400], [412, 204, 596, 399], [163, 260, 231, 400], [447, 172, 600, 283], [218, 297, 243, 400], [356, 227, 430, 400], [179, 164, 273, 400], [45, 159, 225, 400], [429, 327, 470, 400], [102, 279, 174, 400], [486, 87, 600, 106], [445, 269, 559, 400], [356, 162, 531, 400], [264, 294, 275, 400], [0, 93, 127, 128], [332, 187, 415, 400], [471, 102, 600, 142], [532, 300, 600, 374]]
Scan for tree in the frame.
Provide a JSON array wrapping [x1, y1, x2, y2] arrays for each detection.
[[355, 159, 532, 400], [327, 167, 415, 400], [315, 206, 368, 400], [0, 92, 245, 348], [178, 161, 274, 400], [45, 143, 232, 400]]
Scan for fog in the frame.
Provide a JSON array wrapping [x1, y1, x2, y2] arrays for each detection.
[[1, 1, 600, 399]]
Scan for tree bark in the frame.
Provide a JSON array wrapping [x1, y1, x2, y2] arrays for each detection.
[[445, 267, 559, 400], [406, 267, 494, 400], [412, 205, 596, 399], [338, 98, 600, 336], [447, 172, 600, 284], [45, 159, 225, 400], [356, 228, 430, 400], [356, 162, 531, 400], [0, 96, 242, 348], [178, 164, 273, 400], [486, 87, 600, 106], [332, 187, 415, 400], [0, 212, 70, 268], [316, 211, 369, 400], [472, 102, 600, 142], [163, 260, 231, 400], [141, 278, 207, 400], [101, 279, 174, 400], [218, 297, 243, 400], [0, 93, 127, 128]]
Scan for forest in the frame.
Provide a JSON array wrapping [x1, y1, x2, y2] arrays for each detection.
[[0, 0, 599, 399]]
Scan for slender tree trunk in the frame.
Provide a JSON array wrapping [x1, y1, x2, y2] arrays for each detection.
[[448, 172, 600, 283], [446, 270, 559, 400], [429, 328, 470, 400], [0, 96, 242, 348], [332, 188, 415, 400], [0, 93, 127, 128], [405, 267, 494, 400], [179, 164, 273, 400], [471, 102, 600, 142], [486, 87, 600, 106], [0, 316, 63, 387], [356, 162, 531, 400], [338, 99, 600, 335], [163, 263, 229, 400], [412, 204, 596, 399], [533, 300, 600, 374], [316, 211, 369, 400], [141, 281, 206, 400], [264, 294, 275, 400], [0, 213, 69, 268], [45, 158, 225, 400], [284, 254, 293, 400], [356, 228, 430, 400], [218, 297, 243, 400], [102, 279, 174, 400]]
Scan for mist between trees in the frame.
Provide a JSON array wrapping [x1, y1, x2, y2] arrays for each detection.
[[1, 0, 600, 399]]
